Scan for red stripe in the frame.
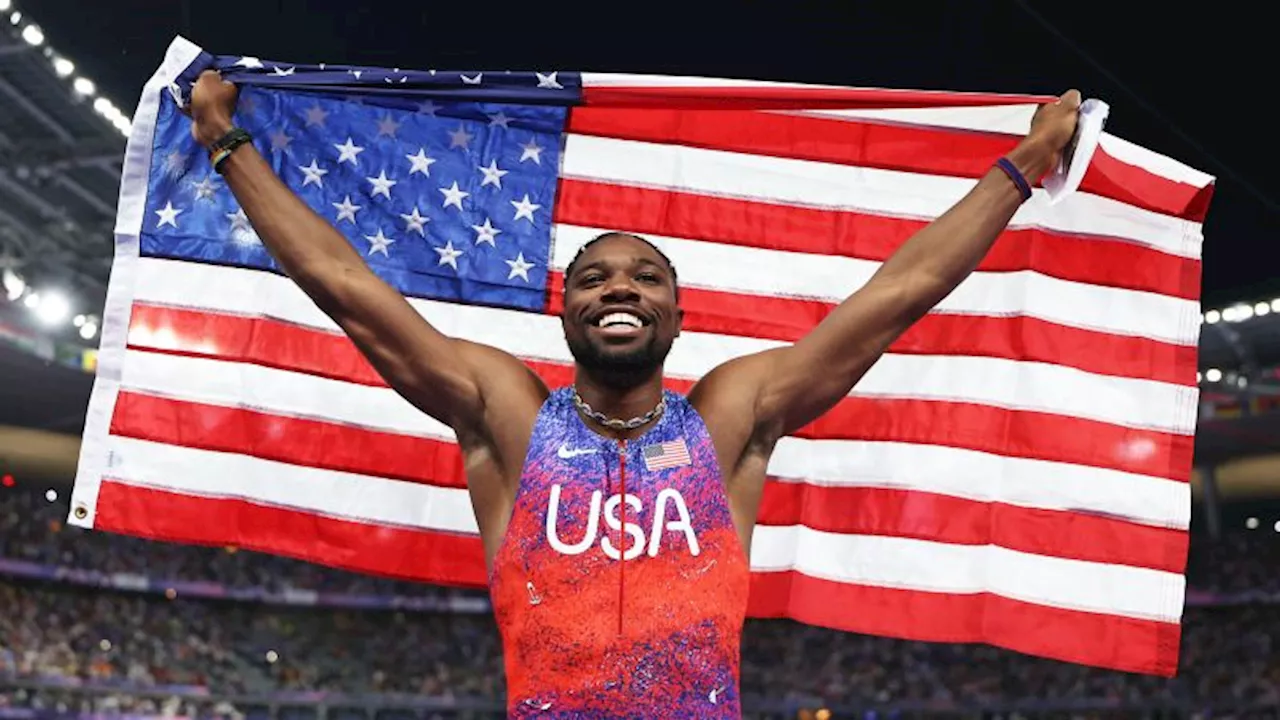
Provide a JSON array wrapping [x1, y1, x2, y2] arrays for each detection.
[[93, 480, 488, 587], [546, 274, 1193, 385], [567, 108, 1206, 222], [581, 84, 1054, 110], [109, 391, 468, 489], [554, 180, 1201, 301], [125, 305, 1194, 481], [109, 391, 1187, 574], [747, 571, 1180, 676], [757, 484, 1187, 574]]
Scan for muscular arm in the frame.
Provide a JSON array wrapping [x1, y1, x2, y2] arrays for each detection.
[[751, 138, 1056, 438], [694, 94, 1080, 504], [192, 75, 544, 437]]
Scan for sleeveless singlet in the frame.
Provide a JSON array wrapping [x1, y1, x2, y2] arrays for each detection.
[[490, 387, 751, 718]]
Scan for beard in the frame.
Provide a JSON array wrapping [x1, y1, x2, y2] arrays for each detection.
[[565, 331, 672, 387]]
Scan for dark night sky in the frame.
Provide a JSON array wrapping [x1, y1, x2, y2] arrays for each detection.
[[26, 0, 1277, 305]]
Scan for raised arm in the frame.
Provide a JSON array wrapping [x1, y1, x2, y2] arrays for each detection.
[[187, 71, 545, 434], [703, 91, 1082, 445]]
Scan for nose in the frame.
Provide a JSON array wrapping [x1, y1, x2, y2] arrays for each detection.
[[600, 274, 640, 302]]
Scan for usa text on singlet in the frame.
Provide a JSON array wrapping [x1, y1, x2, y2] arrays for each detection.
[[490, 387, 751, 718]]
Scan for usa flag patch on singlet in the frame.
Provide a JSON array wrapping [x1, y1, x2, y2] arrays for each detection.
[[642, 438, 692, 471]]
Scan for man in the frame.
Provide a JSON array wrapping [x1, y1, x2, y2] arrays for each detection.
[[187, 70, 1081, 717]]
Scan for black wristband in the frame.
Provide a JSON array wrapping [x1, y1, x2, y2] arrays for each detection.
[[209, 128, 253, 173]]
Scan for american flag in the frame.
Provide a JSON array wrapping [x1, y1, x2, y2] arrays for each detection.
[[71, 36, 1213, 677], [642, 439, 693, 472]]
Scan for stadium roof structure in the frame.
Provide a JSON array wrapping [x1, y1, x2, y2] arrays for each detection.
[[0, 3, 128, 313]]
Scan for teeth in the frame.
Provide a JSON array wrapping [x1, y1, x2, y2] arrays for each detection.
[[598, 312, 642, 328]]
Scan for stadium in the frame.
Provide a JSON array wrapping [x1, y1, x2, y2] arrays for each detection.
[[2, 2, 1277, 719]]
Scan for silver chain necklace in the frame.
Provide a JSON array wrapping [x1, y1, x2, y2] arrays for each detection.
[[571, 387, 666, 431]]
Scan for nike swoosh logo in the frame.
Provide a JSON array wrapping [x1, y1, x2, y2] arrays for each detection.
[[557, 443, 597, 459]]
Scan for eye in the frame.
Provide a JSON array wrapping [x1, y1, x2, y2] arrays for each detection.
[[636, 271, 660, 284], [578, 272, 604, 286]]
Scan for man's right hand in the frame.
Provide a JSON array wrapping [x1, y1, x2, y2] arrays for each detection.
[[188, 70, 239, 148]]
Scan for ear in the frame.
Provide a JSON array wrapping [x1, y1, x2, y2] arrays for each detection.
[[675, 307, 684, 337]]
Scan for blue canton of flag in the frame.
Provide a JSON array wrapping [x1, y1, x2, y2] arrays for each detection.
[[141, 78, 568, 313]]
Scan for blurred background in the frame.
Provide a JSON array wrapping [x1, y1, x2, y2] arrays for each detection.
[[2, 1, 1278, 718]]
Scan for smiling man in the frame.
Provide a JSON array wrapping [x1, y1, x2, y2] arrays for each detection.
[[186, 69, 1081, 718]]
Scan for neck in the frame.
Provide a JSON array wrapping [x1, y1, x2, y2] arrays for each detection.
[[572, 366, 665, 433]]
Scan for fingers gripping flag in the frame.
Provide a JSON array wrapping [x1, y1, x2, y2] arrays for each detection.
[[73, 36, 1213, 677]]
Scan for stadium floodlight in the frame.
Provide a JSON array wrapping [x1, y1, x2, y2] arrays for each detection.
[[1246, 517, 1259, 530], [1272, 299, 1280, 313], [1256, 301, 1271, 316], [1274, 520, 1280, 534], [1229, 304, 1254, 322], [53, 56, 74, 77], [20, 23, 42, 46], [1196, 371, 1202, 383], [22, 291, 38, 308], [0, 0, 12, 14], [1204, 309, 1220, 324], [1205, 368, 1222, 383], [72, 76, 95, 96], [9, 11, 20, 25], [44, 489, 56, 502], [2, 268, 24, 301], [80, 321, 98, 340], [73, 314, 85, 327], [31, 290, 69, 325]]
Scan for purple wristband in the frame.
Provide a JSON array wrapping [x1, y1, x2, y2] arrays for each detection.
[[995, 157, 1033, 202]]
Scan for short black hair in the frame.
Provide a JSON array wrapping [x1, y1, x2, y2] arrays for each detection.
[[563, 232, 680, 301]]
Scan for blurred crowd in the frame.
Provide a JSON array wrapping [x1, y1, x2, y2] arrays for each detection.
[[2, 487, 1279, 714]]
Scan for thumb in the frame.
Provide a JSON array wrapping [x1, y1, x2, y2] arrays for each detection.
[[1058, 89, 1082, 108]]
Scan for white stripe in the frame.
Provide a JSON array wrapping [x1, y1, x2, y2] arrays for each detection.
[[581, 73, 851, 90], [770, 439, 1189, 529], [71, 35, 206, 530], [106, 436, 479, 534], [117, 350, 1189, 527], [129, 260, 1197, 434], [750, 525, 1185, 623], [562, 134, 1203, 260], [553, 224, 1200, 346]]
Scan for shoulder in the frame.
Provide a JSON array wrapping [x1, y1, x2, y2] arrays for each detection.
[[454, 339, 550, 421], [688, 348, 786, 448]]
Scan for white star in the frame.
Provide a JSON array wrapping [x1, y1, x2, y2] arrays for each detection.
[[349, 69, 363, 80], [439, 181, 470, 210], [236, 56, 263, 69], [400, 208, 429, 236], [535, 71, 563, 89], [405, 148, 437, 176], [417, 100, 438, 116], [154, 201, 182, 228], [272, 65, 295, 76], [518, 138, 544, 165], [448, 125, 474, 150], [364, 229, 395, 257], [191, 175, 218, 201], [487, 111, 512, 129], [298, 160, 328, 188], [460, 73, 483, 85], [333, 195, 362, 223], [505, 252, 534, 282], [433, 240, 463, 270], [163, 149, 188, 178], [366, 170, 397, 199], [269, 130, 292, 152], [477, 160, 509, 189], [226, 209, 261, 245], [304, 105, 329, 127], [471, 218, 502, 246], [511, 194, 541, 223], [376, 115, 400, 138], [334, 137, 365, 165]]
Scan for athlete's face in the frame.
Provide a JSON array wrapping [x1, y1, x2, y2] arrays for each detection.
[[562, 235, 682, 383]]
